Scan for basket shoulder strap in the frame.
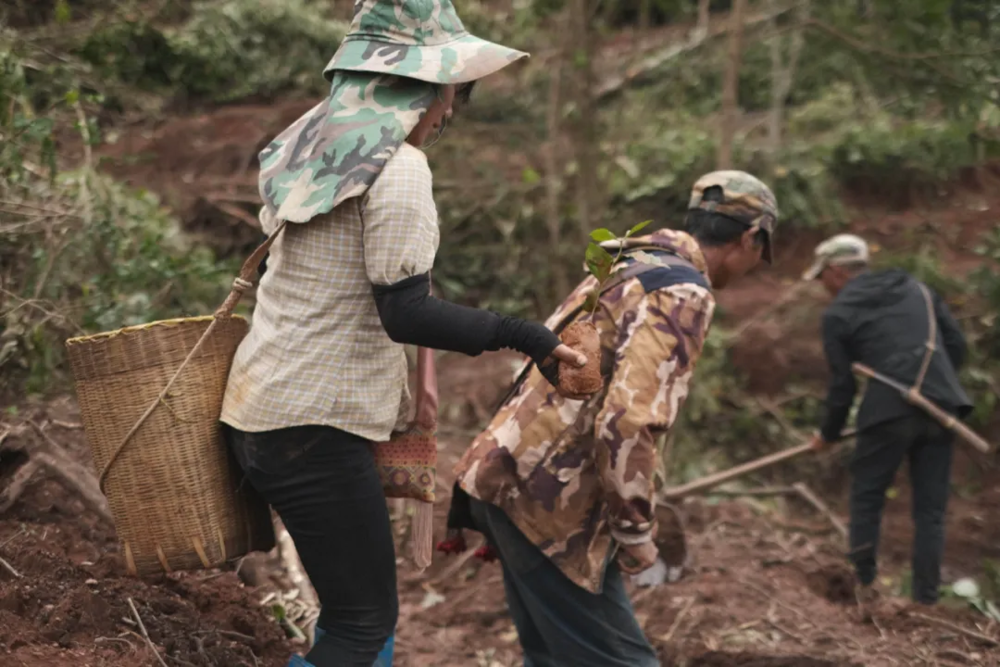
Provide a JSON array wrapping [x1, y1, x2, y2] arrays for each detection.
[[215, 220, 289, 317], [911, 281, 938, 395]]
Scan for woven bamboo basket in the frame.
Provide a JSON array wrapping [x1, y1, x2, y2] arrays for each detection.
[[66, 315, 275, 576]]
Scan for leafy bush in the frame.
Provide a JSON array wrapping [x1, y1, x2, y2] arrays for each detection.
[[1, 171, 236, 393], [872, 245, 965, 297], [605, 107, 716, 212], [76, 0, 349, 104], [829, 117, 997, 201], [75, 20, 183, 90], [741, 141, 844, 229], [172, 0, 348, 103], [0, 55, 235, 394], [452, 0, 539, 49]]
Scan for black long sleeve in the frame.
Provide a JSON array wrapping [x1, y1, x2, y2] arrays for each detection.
[[372, 273, 561, 366], [820, 310, 857, 443], [932, 289, 967, 371]]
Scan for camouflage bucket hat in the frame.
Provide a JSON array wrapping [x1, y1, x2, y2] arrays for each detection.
[[258, 0, 528, 224], [688, 170, 779, 263], [325, 0, 528, 84]]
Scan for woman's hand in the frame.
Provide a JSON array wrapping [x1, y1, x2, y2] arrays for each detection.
[[537, 344, 586, 392], [551, 344, 587, 369]]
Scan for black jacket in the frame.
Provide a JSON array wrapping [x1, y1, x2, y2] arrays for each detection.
[[820, 268, 972, 442]]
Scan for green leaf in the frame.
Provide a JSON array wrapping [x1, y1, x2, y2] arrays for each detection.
[[65, 90, 80, 106], [521, 166, 541, 185], [589, 228, 616, 243], [626, 220, 652, 238], [585, 242, 614, 284], [54, 0, 72, 24], [583, 290, 599, 314]]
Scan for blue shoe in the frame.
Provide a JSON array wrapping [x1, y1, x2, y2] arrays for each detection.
[[287, 655, 314, 667], [373, 634, 395, 666], [309, 625, 394, 666]]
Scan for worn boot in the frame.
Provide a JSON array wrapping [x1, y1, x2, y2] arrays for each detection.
[[855, 584, 878, 623]]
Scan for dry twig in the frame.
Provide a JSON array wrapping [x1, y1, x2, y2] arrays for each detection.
[[427, 537, 483, 586], [660, 595, 697, 643], [0, 554, 22, 579], [792, 482, 848, 541], [0, 527, 27, 550], [127, 597, 169, 667], [913, 612, 999, 647], [0, 459, 40, 514], [214, 629, 255, 643], [744, 580, 818, 628], [95, 635, 136, 651]]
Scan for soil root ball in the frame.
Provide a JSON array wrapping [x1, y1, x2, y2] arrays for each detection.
[[557, 321, 602, 398]]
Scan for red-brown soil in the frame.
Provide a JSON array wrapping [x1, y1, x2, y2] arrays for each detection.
[[0, 399, 291, 667], [3, 356, 999, 666]]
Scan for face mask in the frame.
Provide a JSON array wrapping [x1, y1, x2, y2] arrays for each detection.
[[420, 114, 448, 150]]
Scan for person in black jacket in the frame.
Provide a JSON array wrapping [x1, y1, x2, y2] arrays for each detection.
[[804, 234, 972, 614]]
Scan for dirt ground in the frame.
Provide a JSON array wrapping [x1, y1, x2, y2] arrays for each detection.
[[2, 356, 999, 667]]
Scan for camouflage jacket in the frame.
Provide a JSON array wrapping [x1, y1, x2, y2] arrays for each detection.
[[454, 229, 716, 593]]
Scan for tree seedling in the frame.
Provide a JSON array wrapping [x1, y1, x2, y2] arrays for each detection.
[[582, 220, 652, 315], [556, 220, 652, 399]]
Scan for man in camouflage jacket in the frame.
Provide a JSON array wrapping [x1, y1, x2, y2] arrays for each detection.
[[445, 171, 780, 666]]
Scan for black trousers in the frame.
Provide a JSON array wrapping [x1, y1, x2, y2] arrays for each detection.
[[468, 498, 659, 667], [849, 412, 954, 604], [223, 424, 397, 666]]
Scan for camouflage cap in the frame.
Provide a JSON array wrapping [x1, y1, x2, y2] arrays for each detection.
[[258, 0, 530, 223], [802, 234, 869, 281], [688, 170, 779, 263], [325, 0, 529, 85]]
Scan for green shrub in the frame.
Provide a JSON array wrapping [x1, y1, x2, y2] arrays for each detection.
[[172, 0, 348, 103], [605, 108, 716, 212], [741, 141, 844, 230], [75, 20, 182, 89], [1, 172, 236, 393], [828, 117, 997, 200], [76, 0, 348, 104]]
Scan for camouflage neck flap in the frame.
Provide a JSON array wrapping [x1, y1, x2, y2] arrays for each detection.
[[258, 71, 437, 224]]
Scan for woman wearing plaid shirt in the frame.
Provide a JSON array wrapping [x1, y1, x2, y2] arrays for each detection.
[[219, 2, 585, 666]]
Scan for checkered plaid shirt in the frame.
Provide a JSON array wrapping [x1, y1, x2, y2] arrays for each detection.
[[221, 143, 440, 441]]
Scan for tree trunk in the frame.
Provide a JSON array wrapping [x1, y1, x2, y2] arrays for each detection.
[[569, 0, 600, 238], [767, 0, 783, 155], [639, 0, 651, 32], [544, 41, 569, 305], [717, 0, 748, 170], [697, 0, 710, 33], [767, 0, 809, 158]]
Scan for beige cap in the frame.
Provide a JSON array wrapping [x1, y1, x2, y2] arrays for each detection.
[[803, 233, 870, 281]]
